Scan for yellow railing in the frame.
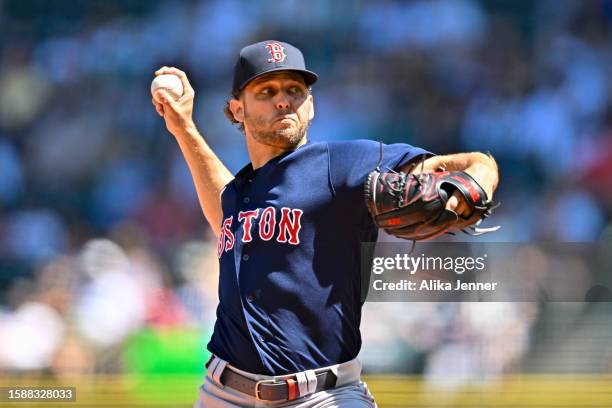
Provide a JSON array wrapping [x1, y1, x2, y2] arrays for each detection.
[[1, 374, 611, 407]]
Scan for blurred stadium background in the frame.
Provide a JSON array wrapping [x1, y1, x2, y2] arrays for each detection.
[[1, 0, 612, 407]]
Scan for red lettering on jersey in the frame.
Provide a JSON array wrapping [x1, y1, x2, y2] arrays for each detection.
[[238, 209, 259, 243], [259, 206, 276, 241], [217, 226, 224, 258], [265, 42, 287, 63], [222, 216, 234, 252], [277, 207, 303, 245]]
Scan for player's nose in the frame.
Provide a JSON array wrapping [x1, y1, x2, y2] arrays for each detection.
[[275, 94, 291, 110]]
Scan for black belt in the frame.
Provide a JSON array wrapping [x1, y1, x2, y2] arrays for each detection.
[[207, 357, 338, 401]]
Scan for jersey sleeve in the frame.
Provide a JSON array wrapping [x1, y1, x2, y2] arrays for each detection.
[[327, 139, 433, 192]]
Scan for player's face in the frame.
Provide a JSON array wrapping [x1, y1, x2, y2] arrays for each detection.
[[239, 72, 314, 149]]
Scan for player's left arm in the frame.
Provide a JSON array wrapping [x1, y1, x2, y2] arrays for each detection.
[[401, 152, 499, 217]]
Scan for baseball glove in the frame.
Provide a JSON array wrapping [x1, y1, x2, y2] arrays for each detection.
[[364, 169, 499, 241]]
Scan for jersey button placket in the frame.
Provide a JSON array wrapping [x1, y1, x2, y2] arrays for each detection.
[[237, 174, 269, 361]]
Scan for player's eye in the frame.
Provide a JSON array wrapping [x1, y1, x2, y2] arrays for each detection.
[[258, 87, 275, 97], [287, 86, 305, 96]]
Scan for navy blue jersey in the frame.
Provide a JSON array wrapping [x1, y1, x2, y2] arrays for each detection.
[[208, 139, 430, 375]]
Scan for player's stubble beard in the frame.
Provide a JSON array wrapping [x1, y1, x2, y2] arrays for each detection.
[[243, 102, 311, 149]]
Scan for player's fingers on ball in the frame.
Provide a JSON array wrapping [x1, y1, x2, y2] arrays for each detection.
[[152, 99, 164, 116], [152, 100, 164, 117], [167, 68, 194, 95], [155, 66, 171, 76], [158, 67, 183, 77], [153, 66, 193, 96], [153, 89, 172, 105], [181, 78, 195, 96], [178, 87, 195, 103], [164, 67, 185, 76], [179, 72, 195, 95], [150, 96, 160, 110], [158, 90, 181, 111], [152, 90, 164, 104], [151, 96, 163, 106], [167, 97, 181, 112]]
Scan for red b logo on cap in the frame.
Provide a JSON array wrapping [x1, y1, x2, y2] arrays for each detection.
[[265, 42, 287, 63]]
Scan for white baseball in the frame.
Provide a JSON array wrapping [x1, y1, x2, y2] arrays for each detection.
[[151, 74, 184, 101]]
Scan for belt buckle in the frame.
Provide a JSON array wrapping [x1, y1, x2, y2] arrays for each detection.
[[254, 378, 277, 401]]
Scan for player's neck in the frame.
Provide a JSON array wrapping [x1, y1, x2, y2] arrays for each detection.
[[246, 135, 308, 170]]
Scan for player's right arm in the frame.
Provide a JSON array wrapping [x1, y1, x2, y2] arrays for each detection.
[[152, 66, 233, 236]]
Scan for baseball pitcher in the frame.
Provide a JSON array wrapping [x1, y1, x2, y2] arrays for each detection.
[[152, 40, 499, 407]]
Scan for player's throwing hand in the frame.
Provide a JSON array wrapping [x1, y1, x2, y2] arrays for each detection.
[[152, 66, 196, 137]]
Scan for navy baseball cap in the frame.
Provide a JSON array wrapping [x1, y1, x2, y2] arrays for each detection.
[[232, 40, 318, 97]]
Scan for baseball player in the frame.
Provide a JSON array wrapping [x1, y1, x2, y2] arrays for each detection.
[[152, 40, 499, 407]]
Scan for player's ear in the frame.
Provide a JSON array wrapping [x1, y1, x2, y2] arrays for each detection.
[[308, 94, 314, 121], [229, 98, 245, 123]]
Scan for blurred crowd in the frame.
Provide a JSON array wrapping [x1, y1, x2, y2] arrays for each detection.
[[1, 0, 612, 380]]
